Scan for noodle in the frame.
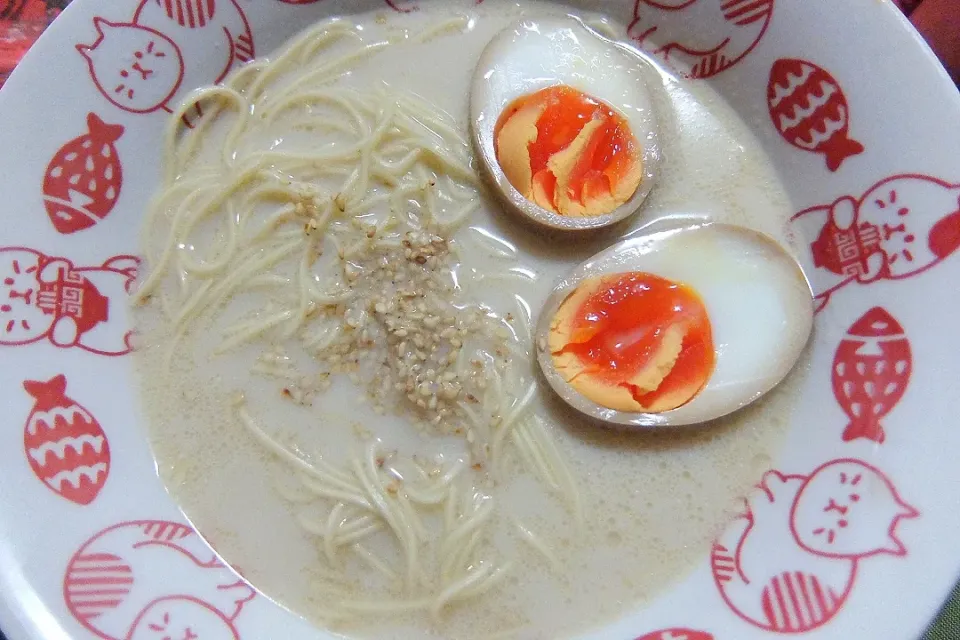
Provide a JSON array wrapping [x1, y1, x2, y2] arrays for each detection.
[[136, 14, 586, 629]]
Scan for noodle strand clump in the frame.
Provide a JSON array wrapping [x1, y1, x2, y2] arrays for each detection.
[[136, 18, 581, 624]]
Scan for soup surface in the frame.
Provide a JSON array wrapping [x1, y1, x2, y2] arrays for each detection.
[[133, 2, 807, 638]]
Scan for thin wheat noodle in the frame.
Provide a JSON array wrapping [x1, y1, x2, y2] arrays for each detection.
[[138, 17, 584, 626]]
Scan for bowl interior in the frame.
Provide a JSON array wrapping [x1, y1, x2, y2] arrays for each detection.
[[0, 1, 959, 640]]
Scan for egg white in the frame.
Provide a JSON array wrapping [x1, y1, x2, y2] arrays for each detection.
[[470, 16, 662, 230], [536, 221, 814, 427]]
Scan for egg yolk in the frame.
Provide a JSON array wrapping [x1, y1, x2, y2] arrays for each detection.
[[548, 272, 715, 413], [494, 85, 644, 218]]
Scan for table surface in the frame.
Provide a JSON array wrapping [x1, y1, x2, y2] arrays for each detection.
[[1, 1, 959, 639]]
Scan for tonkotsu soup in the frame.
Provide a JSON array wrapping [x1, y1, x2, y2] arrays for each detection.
[[131, 2, 808, 639]]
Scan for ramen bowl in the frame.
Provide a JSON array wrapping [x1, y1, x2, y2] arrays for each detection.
[[0, 1, 958, 639]]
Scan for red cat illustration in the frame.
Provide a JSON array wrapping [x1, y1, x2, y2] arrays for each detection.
[[790, 174, 960, 312], [0, 247, 138, 355], [712, 458, 918, 632], [126, 597, 241, 640], [77, 0, 254, 123], [64, 520, 255, 640], [628, 0, 774, 79]]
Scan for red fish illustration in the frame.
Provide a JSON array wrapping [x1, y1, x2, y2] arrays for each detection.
[[22, 374, 109, 505], [635, 630, 714, 640], [832, 307, 912, 443], [42, 113, 124, 234], [768, 58, 864, 172]]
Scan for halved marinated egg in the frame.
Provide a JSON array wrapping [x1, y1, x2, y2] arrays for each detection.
[[471, 16, 661, 231], [536, 222, 814, 427]]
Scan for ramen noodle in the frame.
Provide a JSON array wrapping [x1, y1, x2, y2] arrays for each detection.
[[133, 2, 807, 639]]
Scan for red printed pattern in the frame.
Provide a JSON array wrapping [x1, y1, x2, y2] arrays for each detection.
[[768, 58, 864, 171], [64, 520, 255, 640], [712, 459, 917, 632], [635, 630, 714, 640], [384, 0, 488, 9], [628, 0, 774, 79], [42, 113, 124, 234], [22, 374, 109, 505], [154, 0, 217, 28], [384, 0, 417, 11], [77, 0, 254, 123], [274, 0, 485, 10], [0, 247, 138, 355], [833, 308, 911, 444], [2, 5, 935, 640], [790, 174, 960, 312]]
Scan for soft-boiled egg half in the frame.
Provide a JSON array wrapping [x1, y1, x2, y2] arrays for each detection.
[[471, 16, 661, 231], [536, 222, 815, 427]]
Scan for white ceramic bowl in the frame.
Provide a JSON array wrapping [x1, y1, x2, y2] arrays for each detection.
[[0, 1, 958, 639]]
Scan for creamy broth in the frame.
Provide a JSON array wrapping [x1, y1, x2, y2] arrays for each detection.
[[133, 2, 806, 639]]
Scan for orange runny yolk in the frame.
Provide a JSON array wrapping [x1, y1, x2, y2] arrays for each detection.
[[549, 272, 715, 413], [494, 85, 644, 218]]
